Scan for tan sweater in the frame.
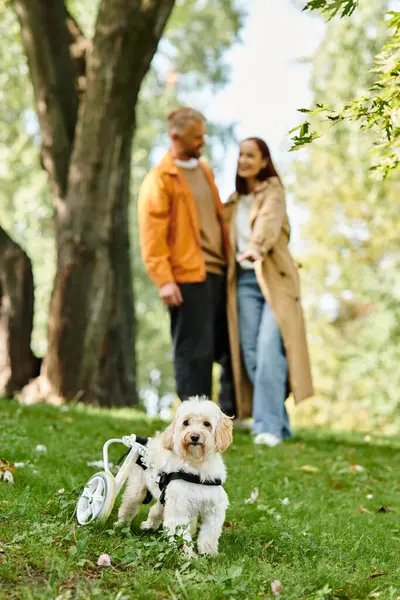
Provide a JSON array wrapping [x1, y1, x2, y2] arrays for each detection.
[[181, 166, 226, 275]]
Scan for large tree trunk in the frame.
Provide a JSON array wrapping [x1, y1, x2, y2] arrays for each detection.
[[14, 0, 175, 405], [0, 228, 40, 396], [92, 134, 136, 406]]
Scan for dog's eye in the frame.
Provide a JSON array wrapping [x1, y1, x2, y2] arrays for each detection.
[[203, 421, 211, 428], [183, 419, 190, 427]]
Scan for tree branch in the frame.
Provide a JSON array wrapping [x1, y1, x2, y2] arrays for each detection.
[[65, 7, 91, 97], [14, 0, 79, 197]]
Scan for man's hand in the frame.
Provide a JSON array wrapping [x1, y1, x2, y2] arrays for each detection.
[[159, 282, 183, 307], [237, 249, 261, 263]]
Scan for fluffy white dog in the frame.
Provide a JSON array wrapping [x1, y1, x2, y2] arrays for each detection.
[[117, 396, 233, 556]]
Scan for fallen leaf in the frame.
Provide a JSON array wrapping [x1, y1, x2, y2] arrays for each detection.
[[0, 459, 14, 473], [349, 464, 365, 472], [35, 445, 47, 454], [225, 565, 243, 579], [244, 487, 259, 504], [299, 465, 319, 473], [223, 521, 234, 530], [271, 580, 282, 595], [2, 471, 14, 484], [378, 505, 394, 513], [368, 572, 386, 580], [97, 553, 111, 567], [359, 506, 372, 514]]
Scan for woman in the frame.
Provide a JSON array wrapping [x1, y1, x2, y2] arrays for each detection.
[[225, 138, 313, 446]]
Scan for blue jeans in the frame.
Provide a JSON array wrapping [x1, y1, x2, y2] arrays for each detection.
[[237, 268, 291, 438]]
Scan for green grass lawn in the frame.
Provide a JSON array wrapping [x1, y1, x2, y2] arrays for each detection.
[[1, 398, 400, 600]]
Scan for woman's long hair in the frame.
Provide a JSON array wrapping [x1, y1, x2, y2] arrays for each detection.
[[236, 137, 281, 195]]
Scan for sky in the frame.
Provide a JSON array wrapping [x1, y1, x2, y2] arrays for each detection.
[[208, 0, 325, 200]]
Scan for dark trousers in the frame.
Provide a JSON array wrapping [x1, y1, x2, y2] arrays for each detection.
[[169, 273, 236, 416]]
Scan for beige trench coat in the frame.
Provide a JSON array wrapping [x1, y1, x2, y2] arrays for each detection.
[[225, 177, 314, 419]]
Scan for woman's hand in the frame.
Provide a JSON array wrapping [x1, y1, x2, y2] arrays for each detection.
[[237, 249, 261, 263]]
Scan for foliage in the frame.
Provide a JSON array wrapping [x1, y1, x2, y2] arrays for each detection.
[[1, 399, 400, 598], [290, 0, 400, 178], [291, 0, 400, 432]]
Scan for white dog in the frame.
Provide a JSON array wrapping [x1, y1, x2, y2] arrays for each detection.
[[117, 396, 233, 556]]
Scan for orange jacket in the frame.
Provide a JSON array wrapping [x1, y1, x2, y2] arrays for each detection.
[[138, 152, 229, 288]]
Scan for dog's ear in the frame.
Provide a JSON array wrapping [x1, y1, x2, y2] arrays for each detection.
[[162, 421, 175, 451], [215, 413, 233, 453]]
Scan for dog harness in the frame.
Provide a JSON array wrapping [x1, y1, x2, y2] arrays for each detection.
[[157, 471, 222, 505], [117, 437, 222, 506]]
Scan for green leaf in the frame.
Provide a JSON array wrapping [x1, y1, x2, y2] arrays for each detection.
[[225, 564, 243, 579]]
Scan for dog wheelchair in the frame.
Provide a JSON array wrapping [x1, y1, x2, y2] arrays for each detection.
[[76, 435, 149, 526]]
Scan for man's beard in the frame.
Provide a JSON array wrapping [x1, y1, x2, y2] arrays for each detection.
[[186, 148, 201, 159]]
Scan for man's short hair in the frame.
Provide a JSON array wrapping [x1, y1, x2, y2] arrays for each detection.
[[167, 107, 206, 135]]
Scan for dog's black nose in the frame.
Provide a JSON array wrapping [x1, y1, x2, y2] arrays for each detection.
[[190, 434, 200, 443]]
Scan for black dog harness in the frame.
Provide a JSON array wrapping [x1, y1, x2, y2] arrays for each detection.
[[117, 437, 222, 506], [157, 471, 222, 505]]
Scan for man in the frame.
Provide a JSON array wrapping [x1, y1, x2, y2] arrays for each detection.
[[138, 107, 235, 415]]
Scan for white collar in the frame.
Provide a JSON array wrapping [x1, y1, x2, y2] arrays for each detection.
[[174, 158, 199, 170]]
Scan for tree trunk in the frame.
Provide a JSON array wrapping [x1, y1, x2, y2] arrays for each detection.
[[15, 0, 175, 405], [92, 134, 137, 406], [0, 228, 41, 396]]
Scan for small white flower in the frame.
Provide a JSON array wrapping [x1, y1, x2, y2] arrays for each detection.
[[367, 494, 374, 500], [275, 513, 282, 521], [14, 462, 26, 468], [58, 488, 65, 494], [364, 435, 371, 442], [244, 487, 259, 504], [35, 444, 47, 454], [3, 470, 14, 484], [97, 553, 111, 567], [280, 497, 290, 506], [271, 579, 282, 595]]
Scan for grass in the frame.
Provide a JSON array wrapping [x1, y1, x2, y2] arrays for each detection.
[[0, 399, 400, 600]]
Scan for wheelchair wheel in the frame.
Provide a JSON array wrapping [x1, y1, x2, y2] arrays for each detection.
[[76, 472, 116, 525]]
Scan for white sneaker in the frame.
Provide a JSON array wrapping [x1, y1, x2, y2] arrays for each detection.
[[254, 432, 282, 447]]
